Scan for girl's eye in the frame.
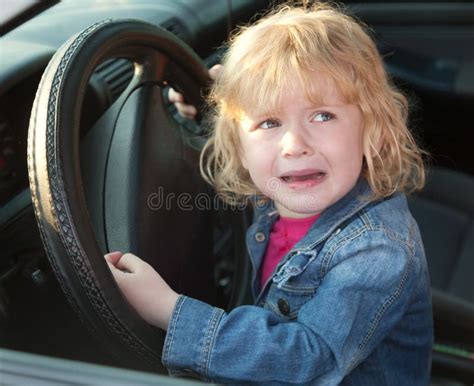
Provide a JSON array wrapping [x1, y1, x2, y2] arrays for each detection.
[[313, 112, 334, 122], [258, 118, 280, 129]]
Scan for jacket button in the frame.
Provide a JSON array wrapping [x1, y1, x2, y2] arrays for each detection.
[[255, 232, 266, 242], [277, 298, 290, 316]]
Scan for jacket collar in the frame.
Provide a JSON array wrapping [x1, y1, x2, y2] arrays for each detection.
[[253, 177, 374, 251]]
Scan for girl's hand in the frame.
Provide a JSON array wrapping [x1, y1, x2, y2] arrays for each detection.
[[104, 251, 179, 330], [168, 64, 221, 119]]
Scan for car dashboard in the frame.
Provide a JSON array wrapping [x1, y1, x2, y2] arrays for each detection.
[[0, 0, 264, 221]]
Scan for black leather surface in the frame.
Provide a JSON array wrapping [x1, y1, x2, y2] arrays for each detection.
[[408, 167, 474, 302], [408, 167, 474, 381], [27, 19, 213, 372]]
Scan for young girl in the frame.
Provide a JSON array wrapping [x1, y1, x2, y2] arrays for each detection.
[[105, 3, 432, 384]]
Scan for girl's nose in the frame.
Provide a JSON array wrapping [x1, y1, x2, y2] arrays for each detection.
[[280, 130, 313, 158]]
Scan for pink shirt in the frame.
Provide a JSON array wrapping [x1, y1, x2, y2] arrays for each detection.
[[260, 213, 320, 287]]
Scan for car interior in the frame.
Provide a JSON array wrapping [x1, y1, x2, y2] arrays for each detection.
[[0, 0, 473, 384]]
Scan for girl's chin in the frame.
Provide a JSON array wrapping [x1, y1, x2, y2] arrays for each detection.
[[273, 197, 327, 217]]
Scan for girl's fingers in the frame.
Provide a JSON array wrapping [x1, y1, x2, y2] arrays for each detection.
[[168, 64, 220, 119], [168, 87, 183, 103], [175, 102, 197, 118], [114, 253, 143, 273], [104, 251, 123, 265], [106, 261, 120, 274], [169, 88, 196, 118], [209, 64, 222, 80]]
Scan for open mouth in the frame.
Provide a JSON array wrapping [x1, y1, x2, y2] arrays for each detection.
[[280, 172, 326, 183]]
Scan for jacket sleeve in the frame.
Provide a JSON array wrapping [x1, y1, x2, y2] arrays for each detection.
[[161, 230, 423, 384]]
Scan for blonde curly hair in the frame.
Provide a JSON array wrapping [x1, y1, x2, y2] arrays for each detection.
[[200, 2, 426, 205]]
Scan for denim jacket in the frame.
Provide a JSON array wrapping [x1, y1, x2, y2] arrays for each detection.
[[162, 179, 433, 385]]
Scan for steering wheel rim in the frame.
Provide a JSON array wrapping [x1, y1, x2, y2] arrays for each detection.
[[27, 19, 212, 372]]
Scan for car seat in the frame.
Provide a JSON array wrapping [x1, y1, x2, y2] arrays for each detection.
[[407, 166, 474, 384]]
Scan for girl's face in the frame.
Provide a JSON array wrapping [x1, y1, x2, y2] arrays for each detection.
[[238, 75, 364, 218]]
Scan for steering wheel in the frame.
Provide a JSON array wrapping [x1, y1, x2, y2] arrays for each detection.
[[27, 19, 217, 372]]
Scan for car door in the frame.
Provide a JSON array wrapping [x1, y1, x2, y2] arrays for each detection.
[[345, 1, 474, 383]]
